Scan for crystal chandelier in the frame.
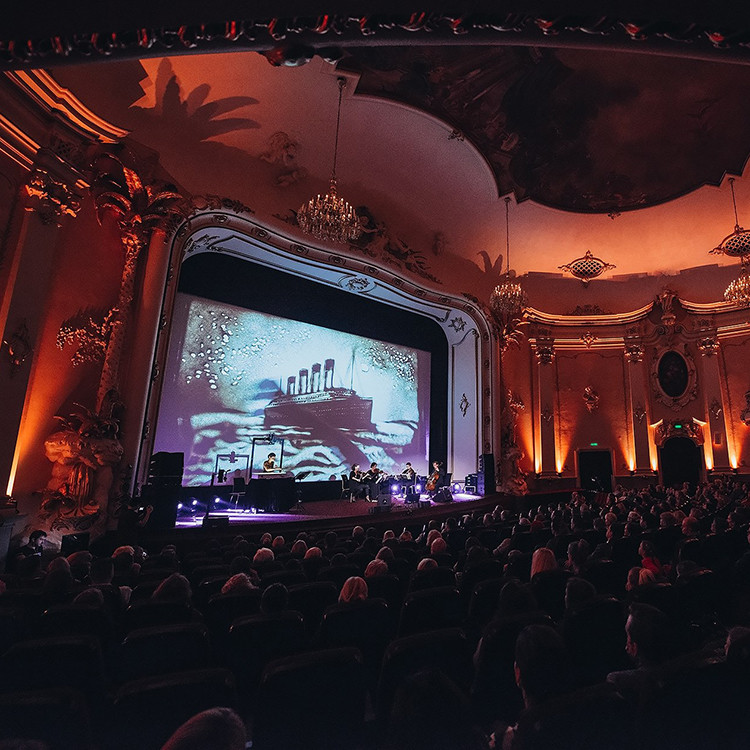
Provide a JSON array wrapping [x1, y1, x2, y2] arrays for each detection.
[[298, 77, 361, 243], [710, 177, 750, 306], [725, 263, 750, 306], [490, 197, 528, 321]]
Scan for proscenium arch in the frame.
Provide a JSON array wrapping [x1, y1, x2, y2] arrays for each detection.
[[136, 204, 498, 492]]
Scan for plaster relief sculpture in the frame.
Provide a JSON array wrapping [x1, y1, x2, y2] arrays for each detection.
[[583, 386, 600, 412]]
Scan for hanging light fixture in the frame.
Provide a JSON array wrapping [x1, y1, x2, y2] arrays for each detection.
[[490, 197, 528, 323], [710, 177, 750, 306], [298, 77, 361, 243]]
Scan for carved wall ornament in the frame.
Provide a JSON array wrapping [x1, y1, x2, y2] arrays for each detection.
[[697, 336, 719, 356], [657, 287, 678, 328], [448, 316, 467, 333], [535, 344, 555, 365], [57, 308, 116, 366], [650, 345, 698, 410], [653, 418, 704, 446], [338, 275, 375, 293], [625, 343, 644, 363], [568, 304, 606, 315], [2, 320, 33, 373], [24, 169, 81, 225], [634, 404, 646, 423], [583, 386, 600, 412], [709, 398, 723, 420], [580, 331, 598, 348], [541, 406, 554, 423], [558, 249, 616, 285], [448, 129, 465, 142], [459, 393, 470, 417], [741, 391, 750, 426]]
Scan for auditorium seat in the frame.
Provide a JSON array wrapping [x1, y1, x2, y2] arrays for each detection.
[[123, 600, 199, 633], [116, 622, 214, 684], [375, 627, 474, 723], [252, 647, 366, 750], [466, 577, 509, 632], [364, 574, 404, 614], [287, 581, 339, 638], [203, 589, 262, 641], [36, 603, 113, 644], [227, 610, 305, 701], [407, 566, 457, 593], [111, 668, 238, 750], [398, 586, 464, 637]]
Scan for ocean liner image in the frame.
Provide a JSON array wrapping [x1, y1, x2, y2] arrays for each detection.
[[264, 357, 374, 430]]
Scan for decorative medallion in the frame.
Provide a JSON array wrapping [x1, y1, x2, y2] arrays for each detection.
[[459, 393, 470, 417], [535, 344, 555, 365], [650, 345, 698, 410], [583, 386, 600, 412], [625, 343, 644, 363], [448, 316, 467, 333], [697, 337, 719, 356], [338, 276, 375, 293], [2, 320, 33, 373], [558, 250, 616, 285], [541, 406, 554, 423], [709, 398, 723, 420], [634, 404, 646, 423]]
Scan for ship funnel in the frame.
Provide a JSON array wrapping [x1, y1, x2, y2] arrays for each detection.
[[299, 368, 309, 394], [324, 359, 334, 390], [311, 362, 322, 393], [286, 375, 296, 395]]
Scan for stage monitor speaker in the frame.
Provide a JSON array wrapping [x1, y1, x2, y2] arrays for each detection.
[[477, 453, 495, 495], [203, 515, 230, 528], [369, 505, 392, 515], [149, 452, 184, 487], [433, 487, 453, 504], [141, 484, 179, 530]]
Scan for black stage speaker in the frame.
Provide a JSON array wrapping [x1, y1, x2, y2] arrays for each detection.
[[477, 453, 495, 496], [148, 452, 184, 487], [433, 487, 453, 503], [203, 515, 230, 529], [369, 505, 392, 515], [60, 532, 89, 555], [141, 484, 179, 530]]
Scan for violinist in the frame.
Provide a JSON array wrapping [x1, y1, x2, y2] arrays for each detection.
[[426, 461, 445, 494], [364, 462, 387, 502], [349, 464, 369, 501]]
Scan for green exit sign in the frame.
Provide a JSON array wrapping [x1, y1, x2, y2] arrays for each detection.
[[590, 442, 598, 447]]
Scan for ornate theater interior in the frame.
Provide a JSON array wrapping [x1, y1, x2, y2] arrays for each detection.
[[5, 4, 750, 750], [2, 2, 750, 539]]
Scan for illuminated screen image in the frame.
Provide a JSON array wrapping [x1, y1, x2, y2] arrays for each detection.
[[154, 294, 431, 485]]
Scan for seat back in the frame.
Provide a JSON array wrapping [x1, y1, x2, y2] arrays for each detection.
[[398, 586, 464, 637], [253, 648, 366, 750], [287, 581, 338, 637]]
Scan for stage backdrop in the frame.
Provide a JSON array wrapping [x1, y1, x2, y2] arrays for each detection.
[[153, 293, 431, 485]]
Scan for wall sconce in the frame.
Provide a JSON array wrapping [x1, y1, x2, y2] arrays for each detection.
[[2, 320, 32, 374]]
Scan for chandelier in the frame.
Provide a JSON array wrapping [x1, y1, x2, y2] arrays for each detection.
[[490, 197, 528, 321], [710, 177, 750, 306], [725, 263, 750, 306], [298, 77, 361, 243]]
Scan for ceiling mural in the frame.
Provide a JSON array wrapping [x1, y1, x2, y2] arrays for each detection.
[[345, 46, 750, 214]]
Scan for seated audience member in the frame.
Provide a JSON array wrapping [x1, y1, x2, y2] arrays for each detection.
[[638, 540, 664, 578], [90, 555, 131, 615], [290, 539, 308, 558], [16, 529, 47, 559], [607, 602, 671, 703], [339, 576, 368, 604], [725, 625, 750, 665], [67, 550, 93, 584], [364, 559, 389, 578], [221, 572, 257, 596], [260, 582, 289, 614], [563, 576, 597, 613], [417, 558, 438, 571], [152, 573, 193, 606], [112, 545, 140, 585], [161, 707, 247, 750], [530, 547, 558, 578], [72, 587, 105, 608]]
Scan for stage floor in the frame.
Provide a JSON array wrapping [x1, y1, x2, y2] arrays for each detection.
[[175, 491, 484, 528]]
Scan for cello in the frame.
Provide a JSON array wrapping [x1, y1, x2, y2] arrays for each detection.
[[426, 463, 442, 492]]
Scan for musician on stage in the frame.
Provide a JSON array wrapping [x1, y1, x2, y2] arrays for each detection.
[[348, 463, 369, 501], [398, 461, 417, 489], [364, 461, 387, 502], [426, 460, 445, 494], [262, 452, 279, 472]]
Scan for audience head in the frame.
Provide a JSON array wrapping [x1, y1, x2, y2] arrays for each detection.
[[152, 573, 192, 606], [161, 707, 247, 750], [89, 556, 114, 585], [514, 624, 571, 707], [221, 573, 256, 595], [260, 582, 288, 614], [290, 539, 307, 557], [339, 576, 368, 604], [565, 576, 596, 611], [530, 546, 558, 577], [625, 603, 670, 666], [304, 546, 322, 559], [253, 547, 275, 565], [416, 557, 438, 571], [430, 537, 447, 555], [497, 579, 538, 618], [364, 559, 389, 578]]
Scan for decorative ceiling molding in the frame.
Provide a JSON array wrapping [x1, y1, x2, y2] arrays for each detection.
[[525, 300, 654, 327], [5, 5, 750, 69]]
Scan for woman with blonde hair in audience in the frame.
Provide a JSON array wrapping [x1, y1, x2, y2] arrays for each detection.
[[530, 547, 558, 578], [221, 572, 257, 595], [364, 558, 389, 578], [339, 576, 368, 604]]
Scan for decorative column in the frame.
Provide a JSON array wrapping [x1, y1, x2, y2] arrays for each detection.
[[697, 334, 730, 470], [624, 341, 652, 473], [533, 339, 557, 477], [0, 168, 81, 495]]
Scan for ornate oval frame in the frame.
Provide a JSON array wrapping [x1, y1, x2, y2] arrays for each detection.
[[650, 345, 697, 410]]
